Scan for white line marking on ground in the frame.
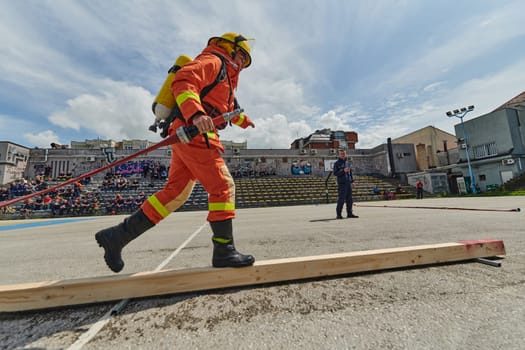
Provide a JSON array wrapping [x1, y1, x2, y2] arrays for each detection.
[[66, 222, 207, 350]]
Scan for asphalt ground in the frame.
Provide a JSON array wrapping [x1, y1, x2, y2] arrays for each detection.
[[0, 196, 523, 350]]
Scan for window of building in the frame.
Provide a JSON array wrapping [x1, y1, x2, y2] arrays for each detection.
[[334, 131, 345, 140], [472, 142, 497, 159]]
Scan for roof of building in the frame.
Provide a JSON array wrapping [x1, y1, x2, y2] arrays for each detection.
[[493, 91, 525, 112]]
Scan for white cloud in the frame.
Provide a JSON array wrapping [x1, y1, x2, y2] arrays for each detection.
[[382, 1, 525, 92], [48, 80, 160, 141], [219, 114, 314, 149], [423, 82, 444, 92], [23, 130, 60, 149], [317, 110, 351, 131]]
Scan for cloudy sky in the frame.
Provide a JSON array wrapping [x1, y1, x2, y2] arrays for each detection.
[[1, 0, 524, 150]]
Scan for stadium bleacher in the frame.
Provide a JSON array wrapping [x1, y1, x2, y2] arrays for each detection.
[[0, 174, 416, 220]]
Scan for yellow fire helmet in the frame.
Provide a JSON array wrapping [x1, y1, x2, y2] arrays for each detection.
[[208, 32, 253, 68]]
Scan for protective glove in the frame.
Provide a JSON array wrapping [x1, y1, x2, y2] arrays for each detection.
[[231, 112, 255, 129]]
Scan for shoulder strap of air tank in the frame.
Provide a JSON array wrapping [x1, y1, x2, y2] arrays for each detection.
[[200, 53, 227, 99]]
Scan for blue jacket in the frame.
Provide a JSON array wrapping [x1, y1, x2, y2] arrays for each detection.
[[333, 158, 354, 185]]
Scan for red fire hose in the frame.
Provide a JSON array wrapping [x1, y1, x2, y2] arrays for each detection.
[[355, 203, 520, 212]]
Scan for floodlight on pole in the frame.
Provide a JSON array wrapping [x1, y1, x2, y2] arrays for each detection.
[[446, 105, 477, 194]]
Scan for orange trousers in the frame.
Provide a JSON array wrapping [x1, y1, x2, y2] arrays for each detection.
[[141, 143, 235, 224]]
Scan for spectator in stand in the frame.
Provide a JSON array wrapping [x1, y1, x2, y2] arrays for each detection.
[[80, 196, 91, 215], [71, 197, 82, 215], [116, 176, 128, 191], [107, 193, 124, 214], [59, 199, 71, 216], [134, 195, 144, 210], [8, 182, 16, 197], [395, 184, 406, 195], [124, 195, 134, 212], [21, 199, 34, 217], [151, 166, 160, 180], [91, 198, 100, 214], [51, 197, 62, 216], [136, 191, 146, 203], [143, 163, 150, 178], [160, 167, 168, 180], [0, 186, 9, 201], [130, 178, 140, 191], [33, 195, 43, 210], [80, 176, 91, 185], [35, 178, 49, 192], [73, 181, 83, 197], [42, 194, 52, 209], [10, 181, 23, 197]]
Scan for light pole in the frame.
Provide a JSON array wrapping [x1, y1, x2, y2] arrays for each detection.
[[446, 105, 476, 194]]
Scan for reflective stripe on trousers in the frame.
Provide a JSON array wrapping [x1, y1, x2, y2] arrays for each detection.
[[141, 142, 235, 224]]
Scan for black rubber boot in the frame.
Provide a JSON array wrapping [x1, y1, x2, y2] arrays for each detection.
[[210, 219, 255, 268], [95, 209, 154, 273]]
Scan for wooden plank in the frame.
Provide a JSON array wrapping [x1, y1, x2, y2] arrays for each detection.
[[0, 239, 505, 312]]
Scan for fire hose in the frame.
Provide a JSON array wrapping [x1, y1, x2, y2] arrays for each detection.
[[0, 109, 243, 209], [355, 203, 520, 212]]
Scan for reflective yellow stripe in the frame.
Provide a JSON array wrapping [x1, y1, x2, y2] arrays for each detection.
[[208, 202, 235, 211], [176, 91, 200, 106], [147, 195, 170, 218], [212, 237, 232, 244], [233, 113, 245, 126], [206, 131, 218, 139]]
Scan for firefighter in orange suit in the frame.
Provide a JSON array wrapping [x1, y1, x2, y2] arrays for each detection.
[[96, 33, 255, 273]]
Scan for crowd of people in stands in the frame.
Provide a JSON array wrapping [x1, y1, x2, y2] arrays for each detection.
[[4, 176, 101, 218], [100, 172, 140, 192], [114, 160, 168, 180], [369, 183, 408, 200], [105, 192, 148, 215], [1, 158, 413, 219], [0, 159, 169, 218]]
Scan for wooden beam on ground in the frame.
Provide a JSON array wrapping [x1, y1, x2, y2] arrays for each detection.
[[0, 239, 505, 312]]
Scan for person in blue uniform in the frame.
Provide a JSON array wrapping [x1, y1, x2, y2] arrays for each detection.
[[333, 149, 359, 219]]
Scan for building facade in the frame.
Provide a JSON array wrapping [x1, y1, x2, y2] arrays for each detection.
[[290, 129, 358, 150], [22, 140, 418, 182], [392, 126, 457, 170], [0, 141, 30, 185], [450, 106, 525, 191]]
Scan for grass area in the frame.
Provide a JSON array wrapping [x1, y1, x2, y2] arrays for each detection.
[[477, 189, 525, 197], [435, 189, 525, 198]]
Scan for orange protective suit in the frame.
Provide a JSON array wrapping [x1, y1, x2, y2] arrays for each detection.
[[141, 45, 252, 223]]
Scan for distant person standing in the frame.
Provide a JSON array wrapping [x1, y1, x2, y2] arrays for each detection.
[[333, 149, 358, 219], [416, 180, 424, 199]]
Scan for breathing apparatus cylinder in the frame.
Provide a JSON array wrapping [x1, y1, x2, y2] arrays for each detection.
[[151, 55, 192, 121]]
